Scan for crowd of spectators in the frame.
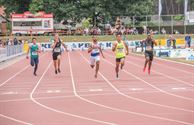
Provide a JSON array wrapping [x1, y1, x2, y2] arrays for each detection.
[[0, 38, 23, 47]]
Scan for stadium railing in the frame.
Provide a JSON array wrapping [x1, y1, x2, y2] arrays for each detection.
[[0, 44, 24, 62]]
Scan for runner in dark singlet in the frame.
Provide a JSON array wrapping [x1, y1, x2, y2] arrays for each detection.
[[141, 34, 157, 75], [52, 34, 68, 74]]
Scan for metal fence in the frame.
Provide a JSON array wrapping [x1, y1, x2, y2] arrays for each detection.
[[0, 44, 24, 62], [119, 14, 194, 34]]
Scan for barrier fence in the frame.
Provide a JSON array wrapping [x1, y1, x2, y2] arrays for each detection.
[[0, 44, 24, 62]]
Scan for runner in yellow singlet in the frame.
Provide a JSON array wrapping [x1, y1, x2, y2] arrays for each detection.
[[112, 34, 129, 78]]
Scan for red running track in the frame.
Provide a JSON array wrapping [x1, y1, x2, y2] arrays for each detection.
[[0, 50, 193, 125]]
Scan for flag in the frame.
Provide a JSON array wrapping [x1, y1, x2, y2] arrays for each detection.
[[184, 0, 188, 15], [159, 0, 162, 16]]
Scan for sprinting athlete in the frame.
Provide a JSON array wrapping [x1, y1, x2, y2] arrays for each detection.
[[26, 38, 41, 76], [88, 36, 105, 78], [112, 34, 129, 78], [52, 33, 68, 74], [141, 34, 157, 75]]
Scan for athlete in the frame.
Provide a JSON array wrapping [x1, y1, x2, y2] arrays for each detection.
[[88, 36, 105, 78], [141, 34, 157, 75], [52, 33, 68, 74], [112, 34, 129, 78], [26, 38, 41, 76]]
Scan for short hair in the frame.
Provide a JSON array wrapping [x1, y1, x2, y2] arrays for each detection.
[[32, 38, 36, 41]]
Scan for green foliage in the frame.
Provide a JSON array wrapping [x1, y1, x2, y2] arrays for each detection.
[[173, 15, 184, 21], [0, 0, 156, 22], [82, 18, 91, 28], [29, 0, 44, 13]]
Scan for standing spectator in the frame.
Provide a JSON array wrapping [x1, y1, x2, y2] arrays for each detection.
[[167, 35, 176, 49], [185, 34, 191, 48], [161, 28, 166, 34], [13, 38, 18, 45]]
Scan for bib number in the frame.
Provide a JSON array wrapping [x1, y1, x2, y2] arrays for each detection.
[[32, 51, 38, 56], [54, 47, 61, 53], [118, 48, 124, 53], [146, 46, 152, 51]]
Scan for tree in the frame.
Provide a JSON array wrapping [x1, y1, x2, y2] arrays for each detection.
[[0, 0, 31, 16], [29, 0, 44, 13]]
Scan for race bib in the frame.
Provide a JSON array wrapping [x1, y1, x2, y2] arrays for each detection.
[[146, 46, 152, 51], [32, 51, 38, 56], [118, 48, 124, 53], [54, 47, 61, 52]]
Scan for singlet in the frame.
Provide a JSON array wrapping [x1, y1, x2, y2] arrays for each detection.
[[53, 39, 62, 53], [91, 43, 100, 57], [30, 44, 39, 58], [144, 38, 154, 51], [115, 41, 125, 58]]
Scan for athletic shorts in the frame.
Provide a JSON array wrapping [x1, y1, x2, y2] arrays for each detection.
[[52, 52, 61, 60], [116, 57, 125, 62], [31, 57, 39, 66], [145, 50, 153, 61], [90, 56, 100, 66]]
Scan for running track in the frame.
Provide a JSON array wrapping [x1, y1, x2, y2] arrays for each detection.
[[0, 50, 193, 125]]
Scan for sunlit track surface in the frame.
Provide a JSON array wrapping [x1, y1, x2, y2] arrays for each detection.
[[0, 50, 193, 125]]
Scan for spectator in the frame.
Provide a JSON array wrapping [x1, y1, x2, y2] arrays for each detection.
[[161, 28, 166, 34], [13, 38, 18, 45], [167, 35, 176, 49], [185, 34, 191, 48]]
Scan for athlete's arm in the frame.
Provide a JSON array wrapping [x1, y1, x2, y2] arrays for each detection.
[[52, 41, 58, 49], [112, 42, 117, 52], [99, 46, 105, 58], [88, 44, 93, 53], [124, 42, 129, 55], [62, 43, 68, 52]]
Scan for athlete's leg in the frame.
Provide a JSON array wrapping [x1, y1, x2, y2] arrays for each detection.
[[143, 52, 149, 72], [90, 57, 95, 68], [95, 61, 100, 78], [57, 55, 61, 73], [115, 58, 120, 78], [34, 58, 39, 76], [120, 57, 125, 70], [148, 53, 153, 75]]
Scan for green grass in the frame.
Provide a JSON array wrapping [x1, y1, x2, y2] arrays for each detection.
[[0, 34, 194, 42]]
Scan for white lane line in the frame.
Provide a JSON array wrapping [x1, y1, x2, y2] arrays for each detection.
[[68, 53, 116, 125], [103, 56, 193, 101], [30, 60, 115, 125], [78, 52, 194, 125], [0, 54, 47, 125], [80, 52, 194, 112], [46, 90, 61, 93], [0, 53, 47, 88], [103, 52, 194, 100], [128, 52, 194, 74], [129, 88, 143, 91], [2, 91, 18, 95], [105, 52, 194, 87], [89, 89, 103, 92], [0, 114, 32, 125], [172, 88, 186, 90], [129, 51, 194, 67]]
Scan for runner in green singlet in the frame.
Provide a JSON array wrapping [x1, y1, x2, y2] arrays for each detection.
[[26, 38, 41, 76]]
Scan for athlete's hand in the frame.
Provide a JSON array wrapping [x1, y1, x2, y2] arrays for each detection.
[[113, 43, 118, 47]]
